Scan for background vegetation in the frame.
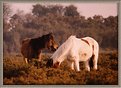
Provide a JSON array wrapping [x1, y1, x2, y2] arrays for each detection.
[[3, 3, 118, 54], [3, 3, 118, 85]]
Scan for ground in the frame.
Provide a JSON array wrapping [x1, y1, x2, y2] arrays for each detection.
[[3, 51, 118, 85]]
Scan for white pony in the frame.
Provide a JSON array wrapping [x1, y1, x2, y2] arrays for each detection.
[[46, 35, 99, 71]]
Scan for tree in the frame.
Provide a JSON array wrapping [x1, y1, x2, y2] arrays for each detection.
[[47, 5, 64, 16], [86, 15, 104, 28], [93, 15, 104, 22], [3, 3, 12, 22], [104, 16, 118, 29], [64, 5, 79, 17], [3, 3, 12, 32], [32, 4, 48, 17], [32, 4, 64, 17]]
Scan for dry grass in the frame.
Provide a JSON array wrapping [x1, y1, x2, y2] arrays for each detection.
[[3, 51, 118, 85]]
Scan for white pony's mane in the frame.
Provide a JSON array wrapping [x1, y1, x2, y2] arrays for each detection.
[[51, 35, 76, 63]]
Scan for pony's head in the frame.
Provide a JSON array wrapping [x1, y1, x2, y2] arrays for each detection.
[[46, 58, 60, 68], [44, 33, 58, 52]]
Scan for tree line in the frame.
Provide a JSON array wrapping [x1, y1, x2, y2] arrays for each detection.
[[3, 3, 118, 54]]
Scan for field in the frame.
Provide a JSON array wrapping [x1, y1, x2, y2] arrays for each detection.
[[3, 51, 118, 85]]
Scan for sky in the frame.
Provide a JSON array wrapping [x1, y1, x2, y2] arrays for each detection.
[[8, 2, 117, 18]]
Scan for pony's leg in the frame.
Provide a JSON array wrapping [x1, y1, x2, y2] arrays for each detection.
[[93, 55, 98, 70], [74, 60, 80, 71], [68, 61, 74, 70], [85, 60, 90, 71], [38, 53, 42, 62], [71, 62, 74, 70], [24, 58, 28, 64], [92, 45, 99, 70], [37, 50, 42, 62]]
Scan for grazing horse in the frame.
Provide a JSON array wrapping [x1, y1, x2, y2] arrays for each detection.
[[46, 35, 99, 71], [21, 33, 58, 64]]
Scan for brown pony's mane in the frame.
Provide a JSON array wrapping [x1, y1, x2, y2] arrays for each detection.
[[30, 33, 53, 50]]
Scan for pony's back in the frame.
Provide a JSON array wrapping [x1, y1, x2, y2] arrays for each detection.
[[81, 37, 99, 55]]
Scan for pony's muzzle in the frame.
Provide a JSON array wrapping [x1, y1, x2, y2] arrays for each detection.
[[50, 46, 58, 52], [46, 59, 60, 68], [46, 59, 53, 68], [53, 62, 60, 68]]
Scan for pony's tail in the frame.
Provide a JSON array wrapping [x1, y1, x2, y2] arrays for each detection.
[[89, 55, 94, 69], [89, 44, 95, 69], [89, 44, 99, 69]]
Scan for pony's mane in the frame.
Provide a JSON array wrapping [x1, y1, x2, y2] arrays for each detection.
[[51, 35, 77, 63], [34, 33, 53, 40], [29, 33, 54, 50]]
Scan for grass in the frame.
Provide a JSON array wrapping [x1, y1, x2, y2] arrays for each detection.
[[3, 51, 118, 85]]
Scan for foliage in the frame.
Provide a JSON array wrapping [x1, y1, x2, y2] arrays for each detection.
[[3, 4, 118, 56], [3, 51, 118, 85], [64, 5, 80, 17], [3, 3, 12, 21]]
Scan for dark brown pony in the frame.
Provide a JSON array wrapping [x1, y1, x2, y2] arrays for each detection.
[[21, 33, 58, 63]]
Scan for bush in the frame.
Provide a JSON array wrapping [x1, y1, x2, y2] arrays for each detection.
[[3, 51, 118, 85]]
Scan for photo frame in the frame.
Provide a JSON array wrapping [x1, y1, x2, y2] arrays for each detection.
[[0, 0, 120, 88]]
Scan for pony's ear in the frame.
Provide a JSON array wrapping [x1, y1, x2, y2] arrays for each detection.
[[48, 32, 54, 38], [49, 32, 53, 35]]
